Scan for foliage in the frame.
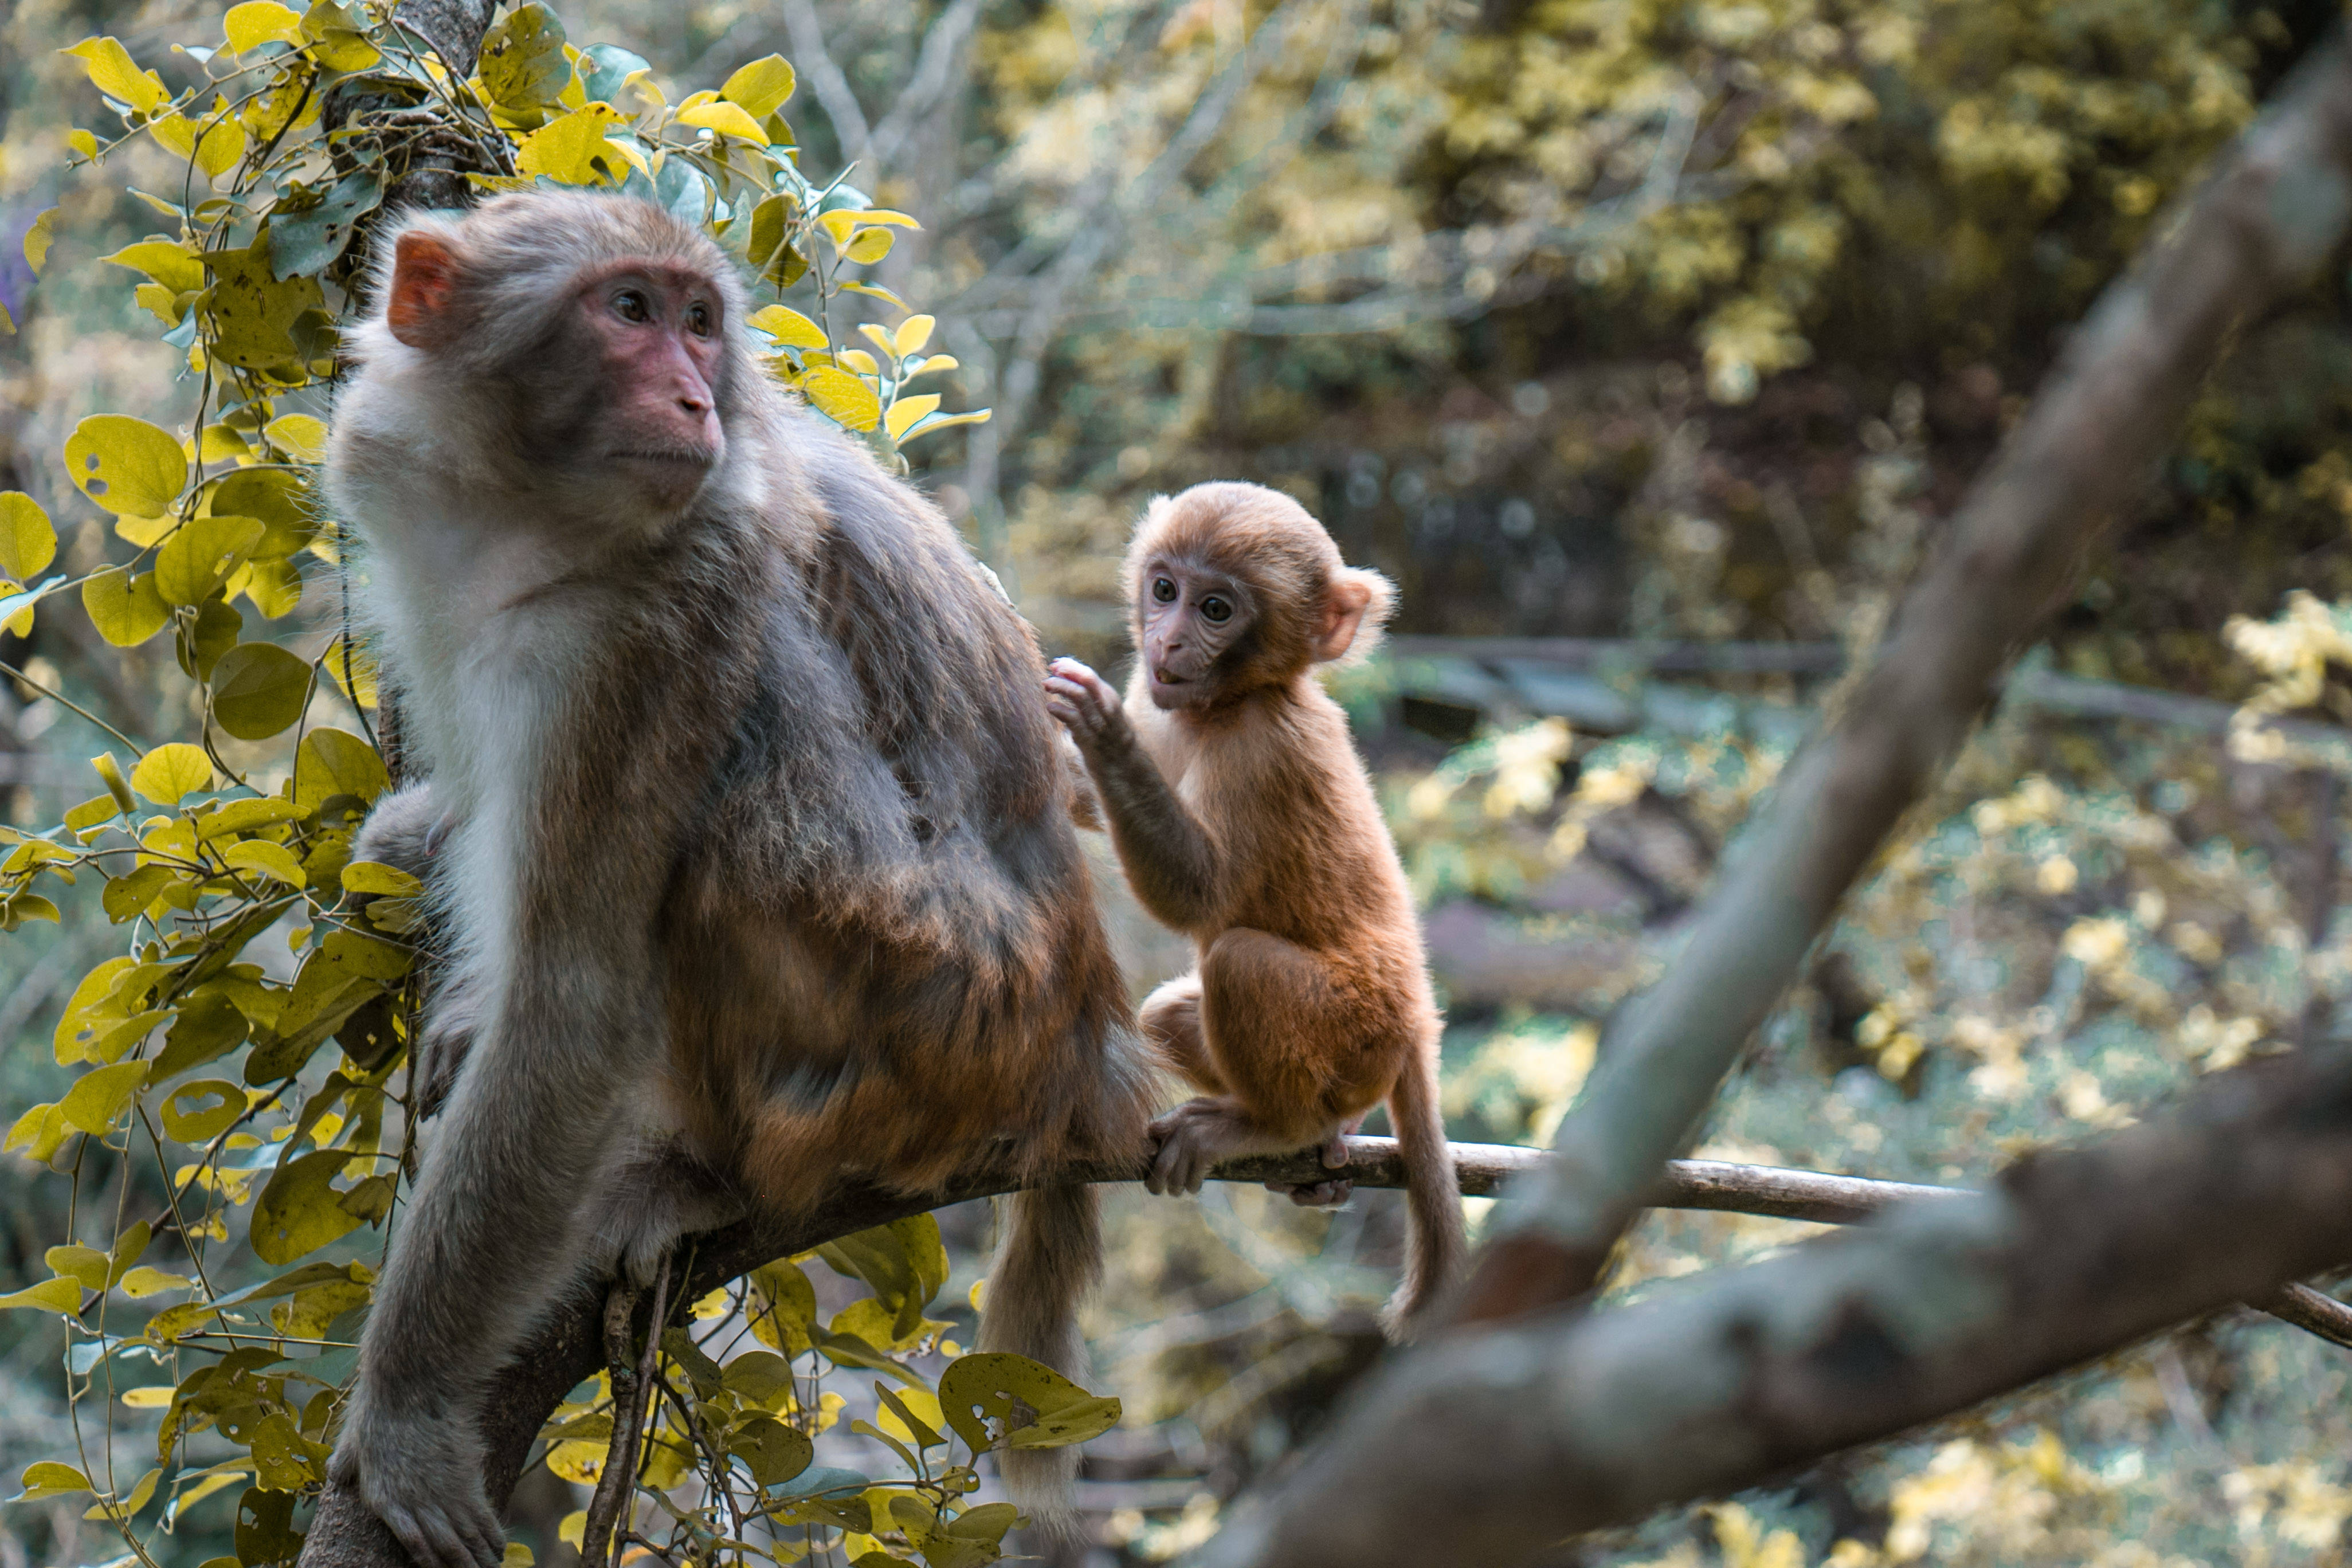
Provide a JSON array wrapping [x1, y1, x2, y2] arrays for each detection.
[[0, 7, 1093, 1568]]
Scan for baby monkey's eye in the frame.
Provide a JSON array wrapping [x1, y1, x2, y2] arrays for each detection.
[[1200, 597, 1232, 624], [1152, 578, 1177, 603], [685, 302, 712, 337], [613, 289, 652, 323]]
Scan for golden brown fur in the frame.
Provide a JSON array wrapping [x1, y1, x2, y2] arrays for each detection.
[[1045, 483, 1464, 1335]]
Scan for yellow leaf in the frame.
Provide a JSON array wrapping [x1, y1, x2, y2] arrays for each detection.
[[676, 99, 766, 143], [61, 1060, 148, 1135], [115, 512, 177, 547], [81, 568, 171, 647], [297, 0, 380, 70], [323, 634, 377, 707], [342, 860, 424, 898], [68, 130, 99, 161], [906, 354, 958, 378], [156, 514, 264, 606], [65, 414, 186, 518], [224, 2, 304, 53], [11, 1461, 89, 1499], [23, 207, 58, 276], [264, 413, 328, 462], [858, 323, 896, 358], [103, 239, 204, 296], [750, 304, 828, 349], [513, 104, 634, 185], [720, 54, 796, 119], [838, 348, 880, 377], [293, 728, 387, 812], [843, 228, 894, 265], [252, 1148, 366, 1264], [119, 1385, 176, 1407], [0, 493, 57, 580], [160, 1080, 242, 1143], [92, 752, 135, 815], [884, 395, 941, 441], [119, 1269, 191, 1300], [801, 366, 881, 432], [896, 406, 991, 445], [894, 314, 935, 356], [0, 1279, 82, 1314], [132, 743, 214, 806], [62, 37, 170, 116], [223, 838, 305, 886], [838, 209, 920, 229]]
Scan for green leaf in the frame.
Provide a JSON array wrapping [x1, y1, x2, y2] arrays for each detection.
[[727, 1415, 813, 1488], [92, 751, 137, 815], [342, 860, 424, 897], [62, 36, 170, 115], [205, 468, 313, 559], [46, 1244, 109, 1291], [579, 43, 652, 103], [751, 304, 828, 350], [62, 1061, 150, 1135], [64, 414, 186, 519], [101, 864, 176, 923], [295, 728, 387, 812], [148, 992, 252, 1081], [119, 1265, 192, 1297], [132, 743, 214, 805], [82, 567, 171, 646], [297, 0, 380, 70], [203, 234, 327, 377], [720, 55, 796, 119], [936, 1354, 1122, 1455], [321, 928, 410, 982], [209, 641, 312, 739], [802, 366, 881, 432], [0, 492, 58, 579], [3, 1104, 68, 1165], [479, 3, 571, 120], [157, 514, 264, 606], [269, 170, 382, 280], [749, 1260, 817, 1357], [252, 1148, 366, 1264], [224, 2, 304, 53]]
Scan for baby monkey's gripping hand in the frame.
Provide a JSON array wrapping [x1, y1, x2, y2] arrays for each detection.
[[1044, 658, 1132, 754]]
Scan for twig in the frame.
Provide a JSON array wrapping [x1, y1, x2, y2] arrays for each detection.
[[580, 1255, 669, 1568]]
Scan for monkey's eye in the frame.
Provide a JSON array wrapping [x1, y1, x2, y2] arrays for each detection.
[[1200, 596, 1232, 624], [1152, 578, 1177, 603], [685, 302, 713, 338], [612, 289, 652, 323]]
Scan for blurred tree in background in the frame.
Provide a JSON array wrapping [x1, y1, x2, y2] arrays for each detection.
[[5, 2, 2352, 1567]]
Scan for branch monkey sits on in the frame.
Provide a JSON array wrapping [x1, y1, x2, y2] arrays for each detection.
[[1044, 483, 1466, 1335], [322, 189, 1155, 1568]]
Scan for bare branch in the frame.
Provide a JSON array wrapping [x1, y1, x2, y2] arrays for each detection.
[[1190, 1050, 2352, 1568], [779, 0, 874, 173], [1450, 28, 2352, 1327], [868, 0, 989, 167]]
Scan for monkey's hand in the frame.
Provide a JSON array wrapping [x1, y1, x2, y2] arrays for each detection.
[[1043, 658, 1130, 754], [329, 1383, 504, 1568]]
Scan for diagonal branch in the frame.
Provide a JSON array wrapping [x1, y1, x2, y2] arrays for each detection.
[[1191, 1048, 2352, 1568], [778, 0, 875, 174], [1448, 26, 2352, 1328]]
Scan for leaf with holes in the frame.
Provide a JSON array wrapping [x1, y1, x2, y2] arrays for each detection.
[[251, 1148, 365, 1264], [937, 1354, 1121, 1455], [65, 415, 186, 519]]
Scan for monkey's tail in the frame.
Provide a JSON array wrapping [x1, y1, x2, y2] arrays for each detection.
[[978, 1181, 1100, 1534], [1382, 1039, 1467, 1338]]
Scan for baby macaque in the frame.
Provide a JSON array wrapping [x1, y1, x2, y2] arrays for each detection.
[[1045, 483, 1464, 1332]]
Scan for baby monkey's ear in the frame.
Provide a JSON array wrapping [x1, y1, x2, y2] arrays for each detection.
[[1315, 566, 1395, 664], [386, 230, 467, 351]]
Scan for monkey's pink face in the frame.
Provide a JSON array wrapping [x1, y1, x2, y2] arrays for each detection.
[[1138, 558, 1254, 710], [579, 261, 727, 503]]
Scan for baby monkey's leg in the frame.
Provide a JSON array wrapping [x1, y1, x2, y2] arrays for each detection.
[[1146, 929, 1385, 1198]]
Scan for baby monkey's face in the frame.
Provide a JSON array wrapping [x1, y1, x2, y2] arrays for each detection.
[[1138, 556, 1255, 709]]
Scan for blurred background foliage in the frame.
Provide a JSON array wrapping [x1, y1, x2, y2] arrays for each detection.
[[6, 0, 2352, 1565]]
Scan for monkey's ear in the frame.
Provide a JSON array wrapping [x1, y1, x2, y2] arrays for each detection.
[[1314, 567, 1395, 664], [386, 232, 463, 350]]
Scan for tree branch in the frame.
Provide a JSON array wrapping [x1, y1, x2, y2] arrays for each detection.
[[1190, 1048, 2352, 1568], [1448, 27, 2352, 1328], [296, 1127, 2352, 1568]]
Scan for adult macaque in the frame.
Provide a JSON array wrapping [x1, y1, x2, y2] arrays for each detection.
[[322, 190, 1154, 1568], [1044, 483, 1465, 1334]]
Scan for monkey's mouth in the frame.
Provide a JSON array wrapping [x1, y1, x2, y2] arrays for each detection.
[[613, 446, 719, 468]]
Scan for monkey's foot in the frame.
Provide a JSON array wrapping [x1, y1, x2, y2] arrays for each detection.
[[330, 1396, 503, 1568], [1145, 1098, 1246, 1195]]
